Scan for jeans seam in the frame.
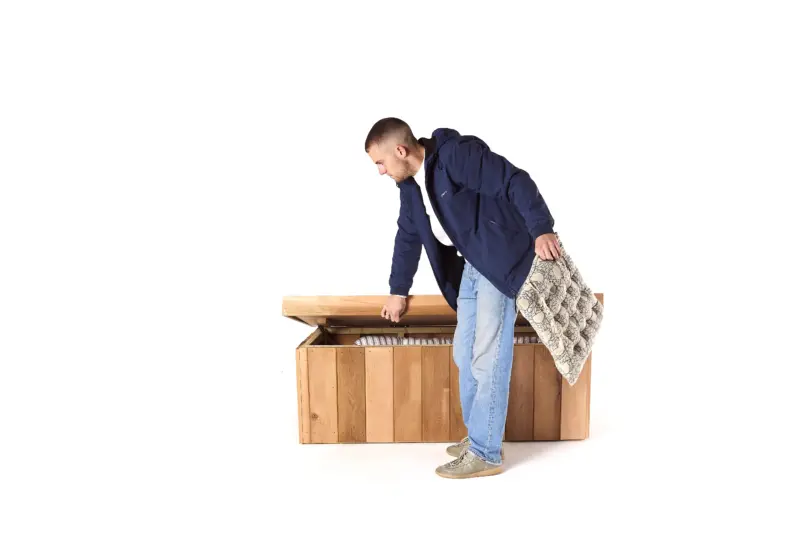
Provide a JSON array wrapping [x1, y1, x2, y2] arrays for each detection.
[[459, 261, 476, 431], [466, 279, 478, 432], [485, 292, 507, 463]]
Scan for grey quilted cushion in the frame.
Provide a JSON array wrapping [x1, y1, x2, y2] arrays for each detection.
[[515, 233, 603, 386]]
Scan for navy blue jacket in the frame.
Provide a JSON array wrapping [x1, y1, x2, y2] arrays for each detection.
[[389, 128, 555, 311]]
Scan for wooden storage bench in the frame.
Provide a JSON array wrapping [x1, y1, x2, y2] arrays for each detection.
[[283, 294, 602, 444]]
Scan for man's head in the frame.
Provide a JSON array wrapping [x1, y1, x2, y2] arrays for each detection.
[[365, 117, 423, 183]]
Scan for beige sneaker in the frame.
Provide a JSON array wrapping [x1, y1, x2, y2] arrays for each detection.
[[446, 437, 470, 457], [446, 437, 504, 459], [435, 449, 503, 479]]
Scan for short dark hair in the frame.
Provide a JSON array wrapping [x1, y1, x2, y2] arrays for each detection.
[[364, 117, 417, 152]]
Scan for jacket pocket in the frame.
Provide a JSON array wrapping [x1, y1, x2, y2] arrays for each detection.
[[487, 218, 514, 232], [443, 188, 478, 236], [480, 196, 522, 235], [478, 216, 530, 265]]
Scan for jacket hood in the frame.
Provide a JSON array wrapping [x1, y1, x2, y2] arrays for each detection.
[[420, 128, 460, 158], [397, 128, 460, 189]]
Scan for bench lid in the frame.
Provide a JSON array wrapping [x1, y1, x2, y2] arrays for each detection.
[[282, 295, 460, 327]]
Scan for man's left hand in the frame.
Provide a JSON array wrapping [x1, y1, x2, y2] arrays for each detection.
[[535, 233, 561, 261]]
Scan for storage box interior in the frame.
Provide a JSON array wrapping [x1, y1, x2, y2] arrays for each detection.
[[284, 295, 540, 348], [301, 325, 541, 346]]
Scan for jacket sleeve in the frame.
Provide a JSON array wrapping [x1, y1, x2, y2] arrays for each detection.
[[389, 189, 422, 296], [446, 136, 555, 242]]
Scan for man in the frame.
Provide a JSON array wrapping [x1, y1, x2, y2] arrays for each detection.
[[364, 117, 561, 479]]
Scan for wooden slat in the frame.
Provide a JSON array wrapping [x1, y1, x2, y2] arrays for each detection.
[[284, 293, 602, 328], [283, 295, 457, 327], [506, 345, 535, 441], [336, 347, 366, 442], [533, 344, 562, 440], [328, 334, 362, 346], [296, 347, 311, 443], [449, 349, 468, 441], [422, 346, 450, 442], [560, 351, 592, 440], [592, 295, 601, 435], [557, 292, 600, 439], [307, 347, 338, 443], [393, 346, 422, 442], [282, 294, 562, 328], [365, 347, 394, 442], [587, 351, 592, 437]]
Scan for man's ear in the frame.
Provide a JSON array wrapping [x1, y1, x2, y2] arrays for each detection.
[[395, 144, 407, 158]]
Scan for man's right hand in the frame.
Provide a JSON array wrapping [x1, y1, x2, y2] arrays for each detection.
[[381, 295, 407, 323]]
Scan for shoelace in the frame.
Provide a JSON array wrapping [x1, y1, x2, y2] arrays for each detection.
[[445, 447, 473, 468], [442, 437, 472, 468]]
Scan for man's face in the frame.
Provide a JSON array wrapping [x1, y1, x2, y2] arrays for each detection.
[[368, 141, 413, 183]]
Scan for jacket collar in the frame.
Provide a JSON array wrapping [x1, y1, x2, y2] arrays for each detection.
[[396, 129, 455, 188], [396, 137, 436, 189]]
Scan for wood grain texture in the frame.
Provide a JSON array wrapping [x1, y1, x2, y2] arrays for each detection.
[[449, 351, 468, 441], [283, 294, 599, 328], [296, 347, 311, 443], [393, 347, 422, 442], [586, 352, 592, 439], [506, 345, 535, 441], [307, 347, 338, 443], [365, 347, 394, 442], [533, 344, 562, 440], [328, 334, 362, 346], [284, 294, 602, 328], [590, 294, 600, 439], [422, 346, 450, 442], [292, 293, 602, 444], [560, 351, 592, 440], [336, 347, 366, 442], [283, 295, 458, 328]]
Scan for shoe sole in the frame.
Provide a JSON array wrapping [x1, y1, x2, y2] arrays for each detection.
[[436, 465, 504, 479]]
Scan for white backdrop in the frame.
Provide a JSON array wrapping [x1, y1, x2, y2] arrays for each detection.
[[1, 1, 798, 531]]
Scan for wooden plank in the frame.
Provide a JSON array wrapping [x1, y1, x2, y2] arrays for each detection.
[[506, 345, 535, 441], [422, 346, 450, 442], [533, 344, 562, 440], [307, 347, 338, 443], [587, 351, 592, 438], [449, 349, 468, 441], [560, 351, 592, 440], [336, 347, 366, 442], [365, 347, 394, 442], [283, 294, 601, 328], [296, 347, 311, 443], [584, 293, 599, 439], [328, 334, 362, 346], [283, 295, 458, 327], [393, 346, 422, 442]]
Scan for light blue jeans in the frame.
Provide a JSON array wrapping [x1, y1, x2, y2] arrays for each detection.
[[453, 261, 517, 465]]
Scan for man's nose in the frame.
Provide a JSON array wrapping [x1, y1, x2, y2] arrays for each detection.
[[379, 167, 386, 175]]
